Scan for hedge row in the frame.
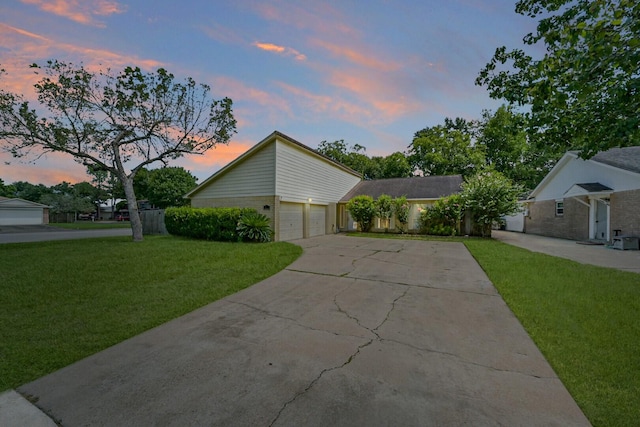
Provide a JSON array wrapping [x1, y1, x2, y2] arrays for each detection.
[[165, 207, 257, 241]]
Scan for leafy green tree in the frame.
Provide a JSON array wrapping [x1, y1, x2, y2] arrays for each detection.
[[0, 178, 16, 197], [346, 195, 376, 232], [40, 192, 94, 215], [317, 140, 382, 180], [477, 105, 556, 190], [461, 170, 522, 237], [147, 167, 197, 208], [0, 61, 236, 241], [375, 194, 394, 230], [408, 120, 485, 177], [12, 181, 51, 202], [392, 196, 410, 233], [380, 152, 413, 178], [476, 0, 640, 157]]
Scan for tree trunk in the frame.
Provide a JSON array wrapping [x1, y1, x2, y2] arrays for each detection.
[[122, 176, 144, 242]]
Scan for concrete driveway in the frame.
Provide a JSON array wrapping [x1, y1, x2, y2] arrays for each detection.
[[10, 235, 589, 426]]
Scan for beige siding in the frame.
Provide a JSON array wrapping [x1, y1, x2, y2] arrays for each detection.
[[275, 140, 361, 203], [193, 143, 276, 199]]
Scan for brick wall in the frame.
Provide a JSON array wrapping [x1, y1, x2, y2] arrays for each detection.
[[525, 197, 589, 240], [611, 189, 640, 237]]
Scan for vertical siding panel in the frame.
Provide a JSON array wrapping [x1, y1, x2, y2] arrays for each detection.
[[193, 143, 276, 199], [275, 140, 361, 203]]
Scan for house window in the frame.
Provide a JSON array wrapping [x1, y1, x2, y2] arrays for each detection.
[[555, 200, 564, 216]]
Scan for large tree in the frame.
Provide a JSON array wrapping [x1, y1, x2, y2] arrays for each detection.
[[0, 61, 236, 241], [476, 0, 640, 157], [147, 166, 197, 208], [408, 119, 485, 177], [476, 105, 556, 190]]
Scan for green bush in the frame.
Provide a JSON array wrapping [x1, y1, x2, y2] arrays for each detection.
[[165, 207, 255, 241], [419, 194, 463, 236], [375, 194, 394, 230], [237, 211, 273, 242], [346, 195, 376, 232], [392, 196, 410, 233]]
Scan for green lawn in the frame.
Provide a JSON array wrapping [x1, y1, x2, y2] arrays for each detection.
[[50, 221, 131, 230], [464, 239, 640, 427], [0, 236, 302, 391]]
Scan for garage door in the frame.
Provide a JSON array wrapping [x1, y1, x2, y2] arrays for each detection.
[[309, 205, 326, 237], [279, 202, 303, 241], [0, 208, 42, 225]]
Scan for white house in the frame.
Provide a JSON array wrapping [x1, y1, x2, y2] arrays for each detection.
[[524, 147, 640, 242], [186, 131, 362, 241], [0, 197, 50, 225]]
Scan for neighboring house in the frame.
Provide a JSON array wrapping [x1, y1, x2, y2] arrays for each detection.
[[0, 197, 50, 225], [524, 147, 640, 241], [186, 131, 362, 241], [337, 175, 464, 232]]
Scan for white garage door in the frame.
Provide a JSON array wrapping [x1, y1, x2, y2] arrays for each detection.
[[0, 208, 43, 225], [309, 205, 326, 237], [279, 202, 303, 241]]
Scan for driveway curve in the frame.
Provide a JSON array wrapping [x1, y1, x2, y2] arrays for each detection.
[[16, 235, 589, 426]]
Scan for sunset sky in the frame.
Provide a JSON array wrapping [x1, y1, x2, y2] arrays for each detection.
[[0, 0, 536, 186]]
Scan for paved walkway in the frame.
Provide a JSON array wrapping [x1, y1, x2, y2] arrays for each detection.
[[493, 230, 640, 274], [2, 235, 589, 426]]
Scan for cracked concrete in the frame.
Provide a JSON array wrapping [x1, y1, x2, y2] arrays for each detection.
[[11, 235, 590, 426]]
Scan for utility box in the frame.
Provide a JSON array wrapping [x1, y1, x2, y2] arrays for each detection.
[[612, 235, 639, 251]]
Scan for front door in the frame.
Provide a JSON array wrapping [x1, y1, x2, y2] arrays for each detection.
[[594, 199, 609, 241]]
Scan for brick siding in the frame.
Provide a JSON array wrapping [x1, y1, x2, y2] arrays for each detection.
[[525, 197, 589, 240], [610, 189, 640, 237]]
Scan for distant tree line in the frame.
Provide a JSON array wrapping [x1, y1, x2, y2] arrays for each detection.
[[0, 166, 197, 220], [318, 105, 560, 191]]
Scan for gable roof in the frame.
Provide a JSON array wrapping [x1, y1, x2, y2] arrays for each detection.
[[0, 197, 49, 208], [591, 146, 640, 174], [529, 146, 640, 199], [186, 130, 360, 198], [340, 175, 463, 202]]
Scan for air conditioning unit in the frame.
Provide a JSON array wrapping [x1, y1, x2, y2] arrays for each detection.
[[612, 236, 639, 250]]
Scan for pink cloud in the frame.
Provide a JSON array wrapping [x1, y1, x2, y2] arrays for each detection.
[[252, 42, 306, 61], [212, 76, 292, 117], [0, 23, 163, 101], [251, 1, 357, 38], [312, 39, 399, 72], [275, 82, 373, 123], [20, 0, 126, 27]]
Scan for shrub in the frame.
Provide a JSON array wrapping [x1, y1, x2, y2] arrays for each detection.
[[392, 196, 410, 233], [375, 194, 394, 230], [237, 211, 273, 242], [419, 194, 463, 236], [346, 195, 376, 232], [165, 206, 255, 241], [461, 170, 521, 237]]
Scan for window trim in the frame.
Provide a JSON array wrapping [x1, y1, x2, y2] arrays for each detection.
[[555, 200, 564, 216]]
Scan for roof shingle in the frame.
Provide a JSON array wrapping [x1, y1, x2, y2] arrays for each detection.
[[340, 175, 463, 202]]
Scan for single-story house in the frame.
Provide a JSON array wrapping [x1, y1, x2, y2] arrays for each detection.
[[524, 146, 640, 241], [0, 197, 50, 225], [338, 175, 464, 232], [187, 131, 465, 241], [186, 131, 362, 241]]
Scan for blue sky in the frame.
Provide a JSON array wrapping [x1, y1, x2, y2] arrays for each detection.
[[0, 0, 536, 185]]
